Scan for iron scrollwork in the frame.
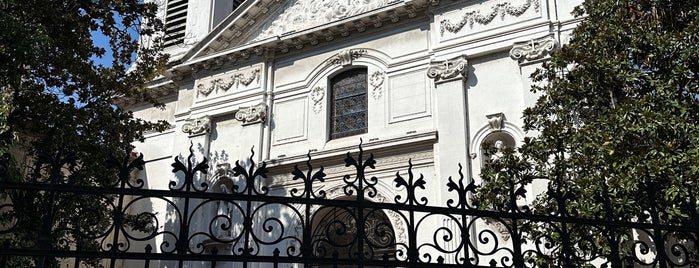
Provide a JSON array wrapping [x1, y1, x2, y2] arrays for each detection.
[[0, 142, 697, 268]]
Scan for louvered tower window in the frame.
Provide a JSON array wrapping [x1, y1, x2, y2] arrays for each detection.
[[164, 0, 188, 47], [330, 69, 368, 140]]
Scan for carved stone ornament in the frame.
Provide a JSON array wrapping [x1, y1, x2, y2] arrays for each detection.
[[252, 0, 396, 42], [427, 55, 468, 82], [440, 0, 540, 36], [328, 49, 367, 66], [196, 68, 261, 97], [310, 86, 325, 114], [509, 35, 557, 62], [484, 218, 512, 241], [182, 117, 212, 136], [486, 113, 506, 131], [235, 103, 267, 125], [369, 71, 385, 100]]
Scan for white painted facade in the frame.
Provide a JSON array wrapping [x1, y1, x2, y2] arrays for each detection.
[[123, 0, 583, 266]]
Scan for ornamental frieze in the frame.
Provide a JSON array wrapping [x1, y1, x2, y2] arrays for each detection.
[[196, 68, 261, 97], [440, 0, 540, 36]]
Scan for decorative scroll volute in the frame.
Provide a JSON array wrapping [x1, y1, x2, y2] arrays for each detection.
[[181, 117, 212, 136], [509, 35, 557, 62], [235, 103, 267, 125], [427, 55, 468, 83]]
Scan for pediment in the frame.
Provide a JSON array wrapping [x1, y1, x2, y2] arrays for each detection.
[[184, 0, 425, 62], [244, 0, 400, 44]]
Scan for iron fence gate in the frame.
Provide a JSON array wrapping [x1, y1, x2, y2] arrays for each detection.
[[0, 143, 697, 268]]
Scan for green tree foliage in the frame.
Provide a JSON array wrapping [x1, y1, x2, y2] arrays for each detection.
[[0, 0, 168, 266], [478, 0, 699, 266]]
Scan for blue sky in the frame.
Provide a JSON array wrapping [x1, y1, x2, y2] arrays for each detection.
[[91, 30, 114, 67], [90, 14, 140, 68]]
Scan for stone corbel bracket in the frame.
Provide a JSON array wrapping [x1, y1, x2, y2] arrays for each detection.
[[427, 55, 468, 83], [235, 103, 267, 125], [182, 116, 212, 136], [509, 34, 558, 63]]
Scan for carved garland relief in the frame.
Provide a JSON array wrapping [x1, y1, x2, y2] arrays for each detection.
[[440, 0, 540, 36], [310, 86, 325, 114], [197, 68, 261, 97], [369, 71, 385, 100]]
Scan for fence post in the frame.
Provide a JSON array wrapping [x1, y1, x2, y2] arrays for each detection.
[[644, 170, 667, 268], [600, 179, 622, 268]]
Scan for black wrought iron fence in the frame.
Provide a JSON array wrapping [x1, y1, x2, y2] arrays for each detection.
[[0, 142, 697, 268]]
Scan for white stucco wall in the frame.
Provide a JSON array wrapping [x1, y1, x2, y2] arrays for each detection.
[[125, 1, 584, 266]]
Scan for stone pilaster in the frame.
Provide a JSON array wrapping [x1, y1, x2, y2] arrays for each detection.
[[180, 116, 212, 177], [428, 55, 471, 202]]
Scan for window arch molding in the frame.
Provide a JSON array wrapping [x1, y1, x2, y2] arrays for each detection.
[[304, 48, 390, 142], [470, 120, 525, 175]]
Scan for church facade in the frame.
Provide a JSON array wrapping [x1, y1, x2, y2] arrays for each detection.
[[122, 0, 583, 266]]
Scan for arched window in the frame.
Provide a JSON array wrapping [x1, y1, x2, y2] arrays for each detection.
[[330, 69, 368, 140]]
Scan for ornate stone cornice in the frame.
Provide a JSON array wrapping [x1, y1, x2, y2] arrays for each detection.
[[327, 49, 367, 67], [235, 103, 267, 125], [440, 0, 540, 36], [182, 117, 212, 136], [427, 55, 468, 82], [509, 34, 557, 62]]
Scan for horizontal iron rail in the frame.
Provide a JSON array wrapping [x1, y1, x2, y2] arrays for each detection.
[[0, 181, 695, 233], [0, 248, 499, 268]]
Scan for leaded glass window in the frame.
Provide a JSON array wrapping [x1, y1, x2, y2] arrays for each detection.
[[330, 69, 368, 140]]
